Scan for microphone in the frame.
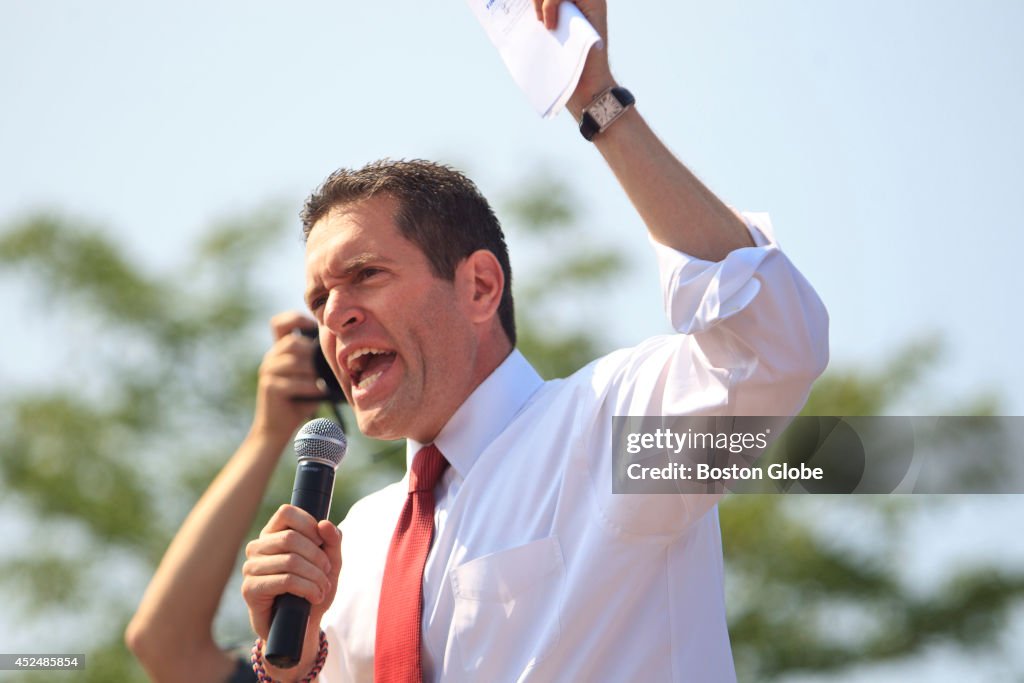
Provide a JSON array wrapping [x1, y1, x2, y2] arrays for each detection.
[[265, 418, 348, 669]]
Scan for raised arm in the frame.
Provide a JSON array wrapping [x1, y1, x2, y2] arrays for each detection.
[[535, 2, 827, 537], [125, 312, 323, 683], [536, 0, 755, 260]]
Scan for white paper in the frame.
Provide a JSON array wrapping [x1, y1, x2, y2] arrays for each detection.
[[466, 0, 601, 118]]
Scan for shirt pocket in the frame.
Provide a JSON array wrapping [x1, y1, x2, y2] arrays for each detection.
[[449, 536, 564, 677]]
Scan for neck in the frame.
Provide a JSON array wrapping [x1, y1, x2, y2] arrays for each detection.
[[417, 334, 513, 445]]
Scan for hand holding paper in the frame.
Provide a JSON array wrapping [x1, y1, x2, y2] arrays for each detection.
[[466, 0, 603, 118]]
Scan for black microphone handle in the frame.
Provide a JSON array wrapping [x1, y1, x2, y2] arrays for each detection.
[[265, 461, 336, 669]]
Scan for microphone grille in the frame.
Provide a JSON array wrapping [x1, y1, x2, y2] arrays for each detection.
[[294, 418, 347, 469]]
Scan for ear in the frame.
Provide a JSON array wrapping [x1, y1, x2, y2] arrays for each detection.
[[455, 249, 505, 325]]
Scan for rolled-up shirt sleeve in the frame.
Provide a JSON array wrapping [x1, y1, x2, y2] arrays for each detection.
[[649, 211, 829, 416], [582, 212, 829, 537]]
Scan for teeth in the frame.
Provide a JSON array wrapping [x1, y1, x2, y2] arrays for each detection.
[[355, 370, 383, 390], [346, 347, 393, 391], [347, 347, 389, 366]]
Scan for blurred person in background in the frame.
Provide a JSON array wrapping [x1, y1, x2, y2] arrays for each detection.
[[126, 312, 323, 683]]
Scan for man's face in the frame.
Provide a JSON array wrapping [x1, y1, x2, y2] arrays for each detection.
[[304, 196, 478, 443]]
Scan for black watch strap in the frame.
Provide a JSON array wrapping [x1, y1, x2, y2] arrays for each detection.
[[579, 87, 635, 141]]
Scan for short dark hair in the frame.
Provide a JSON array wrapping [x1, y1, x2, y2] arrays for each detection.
[[301, 159, 516, 345]]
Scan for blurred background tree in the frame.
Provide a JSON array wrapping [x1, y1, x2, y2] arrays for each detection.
[[0, 171, 1021, 681], [723, 356, 1024, 680]]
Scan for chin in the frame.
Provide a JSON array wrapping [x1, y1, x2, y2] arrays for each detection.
[[353, 410, 403, 443]]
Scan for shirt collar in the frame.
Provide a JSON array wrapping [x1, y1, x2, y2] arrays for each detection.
[[406, 349, 543, 479]]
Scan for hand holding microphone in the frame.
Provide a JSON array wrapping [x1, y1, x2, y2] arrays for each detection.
[[242, 418, 347, 675]]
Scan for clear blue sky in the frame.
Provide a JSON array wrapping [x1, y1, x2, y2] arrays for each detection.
[[3, 1, 1023, 412]]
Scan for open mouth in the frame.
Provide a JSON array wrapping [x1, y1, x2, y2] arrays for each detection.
[[346, 347, 398, 392]]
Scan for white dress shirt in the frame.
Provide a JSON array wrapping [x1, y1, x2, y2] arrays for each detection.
[[320, 214, 829, 682]]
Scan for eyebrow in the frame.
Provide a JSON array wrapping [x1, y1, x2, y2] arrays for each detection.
[[304, 252, 395, 308]]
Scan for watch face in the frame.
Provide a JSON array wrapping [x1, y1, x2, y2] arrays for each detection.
[[592, 92, 624, 127]]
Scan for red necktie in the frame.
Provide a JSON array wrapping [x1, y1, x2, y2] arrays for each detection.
[[375, 445, 449, 683]]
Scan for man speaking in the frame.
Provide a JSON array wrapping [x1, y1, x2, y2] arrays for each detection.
[[240, 0, 829, 680]]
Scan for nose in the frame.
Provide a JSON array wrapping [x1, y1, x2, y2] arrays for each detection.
[[322, 289, 364, 332]]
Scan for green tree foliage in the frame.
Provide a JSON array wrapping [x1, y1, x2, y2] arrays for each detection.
[[0, 176, 1020, 682], [723, 349, 1022, 680], [502, 169, 628, 379]]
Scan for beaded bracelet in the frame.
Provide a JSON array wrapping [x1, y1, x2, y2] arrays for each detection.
[[250, 629, 329, 683]]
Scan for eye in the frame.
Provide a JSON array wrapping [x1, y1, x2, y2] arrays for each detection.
[[309, 294, 328, 312], [355, 267, 383, 282]]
